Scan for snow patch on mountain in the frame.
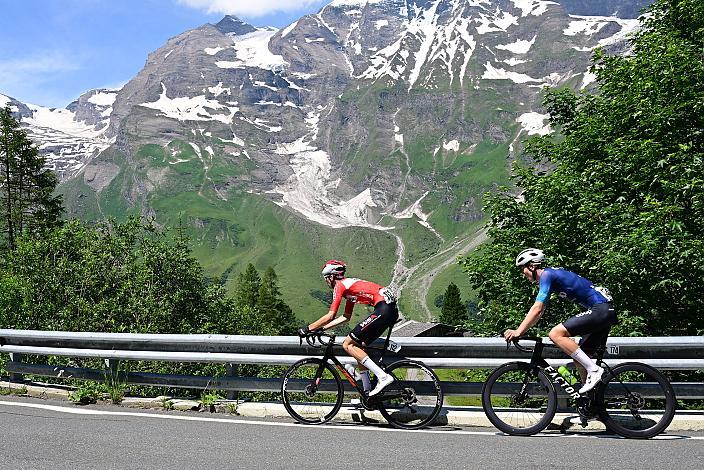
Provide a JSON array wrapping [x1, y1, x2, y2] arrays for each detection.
[[564, 15, 640, 48], [516, 112, 551, 135], [140, 83, 239, 124], [87, 91, 117, 107], [510, 0, 557, 17], [496, 35, 536, 54], [443, 140, 460, 152], [482, 62, 540, 83], [208, 82, 230, 96], [205, 46, 225, 55], [216, 29, 287, 71], [475, 9, 519, 34], [391, 191, 442, 238], [24, 105, 106, 138]]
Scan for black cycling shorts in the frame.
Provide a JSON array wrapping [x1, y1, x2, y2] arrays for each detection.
[[349, 301, 399, 346], [563, 302, 618, 354]]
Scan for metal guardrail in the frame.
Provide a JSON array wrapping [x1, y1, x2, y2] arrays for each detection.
[[1, 330, 702, 398]]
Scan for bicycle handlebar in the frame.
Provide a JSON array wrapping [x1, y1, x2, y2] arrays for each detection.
[[301, 330, 336, 349], [506, 335, 543, 354]]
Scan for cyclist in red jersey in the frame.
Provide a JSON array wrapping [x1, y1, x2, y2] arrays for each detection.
[[298, 260, 399, 397]]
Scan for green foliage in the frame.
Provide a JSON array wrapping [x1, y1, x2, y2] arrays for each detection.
[[0, 217, 235, 334], [0, 217, 299, 398], [200, 391, 223, 406], [439, 283, 468, 326], [460, 0, 704, 337], [0, 385, 27, 396], [103, 363, 128, 404], [69, 381, 102, 405], [234, 263, 260, 308], [0, 106, 63, 251]]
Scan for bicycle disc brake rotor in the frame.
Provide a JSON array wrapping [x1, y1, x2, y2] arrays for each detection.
[[401, 387, 418, 406], [627, 392, 646, 411], [304, 383, 318, 397]]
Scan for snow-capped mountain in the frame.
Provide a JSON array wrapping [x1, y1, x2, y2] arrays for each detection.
[[1, 89, 118, 180]]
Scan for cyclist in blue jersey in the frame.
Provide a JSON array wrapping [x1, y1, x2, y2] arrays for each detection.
[[504, 248, 617, 393]]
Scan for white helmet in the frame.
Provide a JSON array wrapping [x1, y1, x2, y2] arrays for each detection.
[[321, 259, 346, 280], [515, 248, 545, 267]]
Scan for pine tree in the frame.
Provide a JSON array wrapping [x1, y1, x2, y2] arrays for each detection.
[[0, 106, 63, 251], [234, 263, 260, 309], [439, 282, 467, 326], [257, 266, 297, 335]]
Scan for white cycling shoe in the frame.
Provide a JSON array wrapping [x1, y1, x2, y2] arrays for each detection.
[[368, 374, 394, 397], [579, 366, 605, 394]]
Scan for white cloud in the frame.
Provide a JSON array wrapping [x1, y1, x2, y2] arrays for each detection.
[[0, 50, 81, 107], [176, 0, 325, 17]]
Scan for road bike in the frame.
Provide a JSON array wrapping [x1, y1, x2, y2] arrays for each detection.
[[280, 327, 443, 429], [482, 336, 676, 439]]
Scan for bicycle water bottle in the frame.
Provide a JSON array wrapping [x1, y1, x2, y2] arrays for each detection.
[[558, 365, 578, 385]]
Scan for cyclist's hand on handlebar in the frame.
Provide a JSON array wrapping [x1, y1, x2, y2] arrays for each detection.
[[504, 329, 520, 343], [298, 325, 310, 338]]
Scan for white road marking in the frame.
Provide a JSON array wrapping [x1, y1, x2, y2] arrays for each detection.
[[0, 400, 700, 440]]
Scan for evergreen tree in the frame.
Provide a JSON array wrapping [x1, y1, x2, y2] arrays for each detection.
[[257, 266, 297, 335], [0, 106, 63, 251], [439, 283, 467, 326], [234, 263, 260, 308]]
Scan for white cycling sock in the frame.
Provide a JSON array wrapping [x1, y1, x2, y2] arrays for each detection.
[[359, 370, 371, 392], [360, 356, 388, 380], [570, 348, 600, 373]]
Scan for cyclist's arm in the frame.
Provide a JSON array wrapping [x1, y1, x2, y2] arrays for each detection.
[[320, 300, 354, 330], [309, 284, 346, 330], [515, 301, 546, 335]]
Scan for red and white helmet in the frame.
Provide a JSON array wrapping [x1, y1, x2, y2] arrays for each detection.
[[321, 260, 346, 279], [515, 248, 545, 267]]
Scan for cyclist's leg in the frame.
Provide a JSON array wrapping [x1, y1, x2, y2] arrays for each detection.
[[563, 303, 617, 392], [575, 326, 611, 382], [342, 336, 372, 393], [347, 302, 399, 396], [548, 323, 580, 355]]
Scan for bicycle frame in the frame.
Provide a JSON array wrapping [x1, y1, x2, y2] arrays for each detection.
[[310, 326, 399, 404], [515, 336, 610, 405]]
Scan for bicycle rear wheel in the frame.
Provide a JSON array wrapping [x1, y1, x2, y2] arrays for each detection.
[[281, 358, 344, 424], [596, 362, 676, 439], [482, 362, 557, 435], [377, 360, 444, 429]]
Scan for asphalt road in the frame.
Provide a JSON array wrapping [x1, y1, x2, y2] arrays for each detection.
[[1, 396, 702, 469]]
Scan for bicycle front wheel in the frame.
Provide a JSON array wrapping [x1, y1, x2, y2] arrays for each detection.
[[482, 362, 557, 436], [377, 360, 444, 429], [596, 362, 676, 439], [281, 358, 344, 424]]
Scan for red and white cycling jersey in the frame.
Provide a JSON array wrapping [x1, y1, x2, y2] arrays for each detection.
[[330, 278, 385, 316]]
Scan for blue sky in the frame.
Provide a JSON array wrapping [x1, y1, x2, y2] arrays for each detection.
[[0, 0, 330, 108]]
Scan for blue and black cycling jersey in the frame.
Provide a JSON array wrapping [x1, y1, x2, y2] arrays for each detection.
[[536, 268, 609, 309]]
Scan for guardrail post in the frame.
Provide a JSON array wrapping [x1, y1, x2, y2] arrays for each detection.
[[9, 353, 24, 383], [226, 363, 238, 400]]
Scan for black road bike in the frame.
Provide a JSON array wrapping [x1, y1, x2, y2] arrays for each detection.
[[280, 327, 443, 429], [482, 336, 676, 439]]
